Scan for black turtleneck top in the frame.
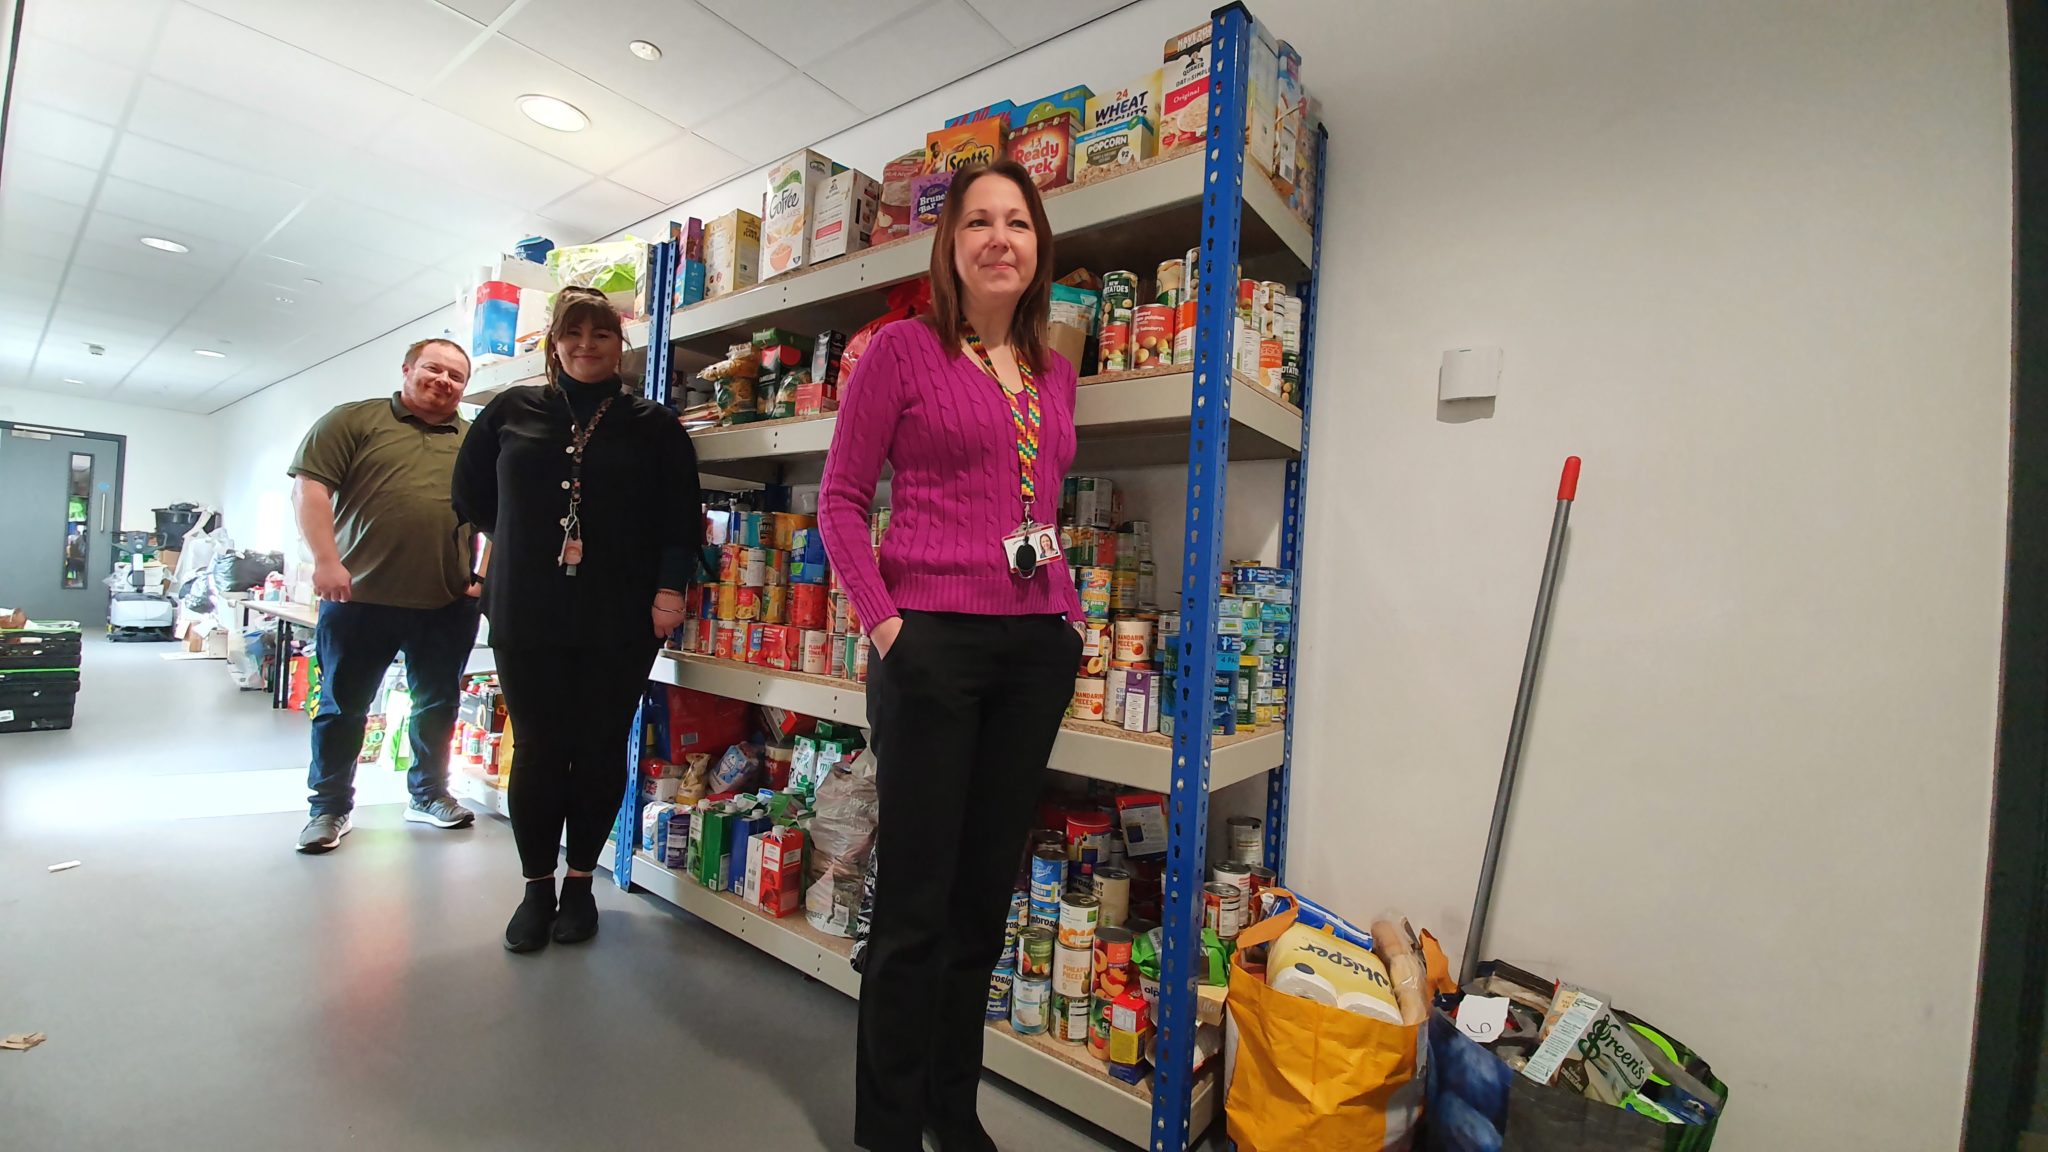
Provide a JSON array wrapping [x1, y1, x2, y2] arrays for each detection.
[[452, 375, 702, 650]]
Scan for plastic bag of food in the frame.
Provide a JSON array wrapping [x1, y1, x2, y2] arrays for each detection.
[[805, 761, 879, 937], [841, 278, 932, 379], [710, 742, 763, 794], [674, 753, 713, 807], [547, 239, 645, 311]]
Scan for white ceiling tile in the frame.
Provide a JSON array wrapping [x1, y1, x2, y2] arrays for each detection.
[[362, 101, 595, 209], [693, 73, 860, 166], [0, 254, 69, 293], [60, 268, 192, 324], [180, 0, 485, 95], [11, 37, 139, 124], [93, 178, 286, 250], [426, 34, 684, 174], [262, 217, 431, 286], [434, 0, 516, 23], [279, 196, 467, 270], [7, 101, 120, 170], [963, 0, 1128, 47], [22, 0, 173, 69], [0, 189, 89, 256], [607, 131, 747, 204], [328, 156, 533, 245], [126, 78, 356, 189], [0, 152, 101, 206], [148, 5, 412, 145], [536, 180, 666, 241], [108, 135, 311, 220], [699, 0, 925, 71], [807, 0, 1008, 116], [79, 211, 241, 274], [499, 0, 786, 126]]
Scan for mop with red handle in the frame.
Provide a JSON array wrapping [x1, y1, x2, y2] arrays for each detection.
[[1459, 456, 1582, 985]]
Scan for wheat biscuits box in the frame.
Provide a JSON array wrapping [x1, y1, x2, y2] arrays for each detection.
[[1084, 70, 1162, 136], [763, 149, 846, 281]]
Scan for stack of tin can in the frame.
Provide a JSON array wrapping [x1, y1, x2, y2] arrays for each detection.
[[1155, 563, 1296, 737], [1233, 278, 1304, 405], [1094, 250, 1203, 376], [1061, 480, 1165, 733], [676, 506, 891, 686]]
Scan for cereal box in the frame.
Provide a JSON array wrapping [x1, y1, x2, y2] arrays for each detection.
[[671, 217, 705, 309], [1007, 113, 1075, 192], [1246, 22, 1280, 178], [945, 99, 1015, 128], [1010, 85, 1092, 130], [1160, 25, 1211, 154], [1272, 42, 1304, 192], [703, 209, 760, 299], [924, 117, 1006, 176], [810, 169, 880, 262], [1075, 116, 1156, 181], [908, 171, 951, 235], [1083, 70, 1162, 135], [763, 149, 846, 281], [875, 149, 923, 244]]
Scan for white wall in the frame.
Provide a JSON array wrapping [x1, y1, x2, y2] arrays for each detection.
[[1275, 3, 2009, 1150], [0, 384, 220, 527], [205, 2, 2013, 1147]]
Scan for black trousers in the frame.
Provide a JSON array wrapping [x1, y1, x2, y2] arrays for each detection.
[[855, 611, 1081, 1149], [493, 643, 656, 877]]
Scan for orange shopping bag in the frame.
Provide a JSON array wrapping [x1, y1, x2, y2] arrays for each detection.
[[1226, 889, 1423, 1151]]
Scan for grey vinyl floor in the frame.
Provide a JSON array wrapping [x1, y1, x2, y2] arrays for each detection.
[[0, 636, 1150, 1151]]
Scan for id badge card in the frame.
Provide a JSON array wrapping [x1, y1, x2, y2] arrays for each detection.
[[1002, 521, 1064, 579]]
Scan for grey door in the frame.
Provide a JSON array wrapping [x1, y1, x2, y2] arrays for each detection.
[[0, 424, 122, 626]]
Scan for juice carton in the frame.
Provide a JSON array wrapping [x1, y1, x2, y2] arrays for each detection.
[[1076, 116, 1156, 182], [1007, 113, 1076, 192], [944, 98, 1015, 128], [757, 827, 805, 917], [704, 210, 760, 299], [924, 118, 1006, 176], [809, 169, 881, 262], [1010, 85, 1092, 130], [1084, 70, 1162, 135], [1160, 24, 1212, 154], [672, 217, 706, 309], [875, 150, 924, 244], [763, 149, 846, 281]]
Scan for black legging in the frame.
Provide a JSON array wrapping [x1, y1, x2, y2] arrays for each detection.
[[493, 643, 655, 876]]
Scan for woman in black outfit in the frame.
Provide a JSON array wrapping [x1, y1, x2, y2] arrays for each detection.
[[453, 286, 702, 952]]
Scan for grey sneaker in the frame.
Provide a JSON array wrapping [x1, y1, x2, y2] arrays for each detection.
[[405, 796, 475, 829], [297, 813, 352, 853]]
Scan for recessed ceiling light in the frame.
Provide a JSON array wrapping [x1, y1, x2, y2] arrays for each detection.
[[140, 236, 189, 253], [62, 377, 84, 385], [517, 94, 589, 132], [628, 39, 662, 61], [193, 349, 227, 358], [275, 296, 295, 305], [302, 278, 322, 286]]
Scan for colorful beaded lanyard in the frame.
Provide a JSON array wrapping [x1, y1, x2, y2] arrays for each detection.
[[962, 326, 1041, 524]]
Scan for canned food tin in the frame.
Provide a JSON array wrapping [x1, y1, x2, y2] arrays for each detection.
[[1089, 995, 1113, 1058], [1069, 677, 1106, 721], [1018, 925, 1056, 977], [1053, 942, 1093, 998], [1011, 976, 1050, 1035], [741, 548, 768, 587], [718, 543, 743, 582], [1248, 865, 1277, 921], [1058, 892, 1100, 949], [1280, 293, 1303, 355], [713, 622, 741, 660], [1066, 811, 1112, 878], [1032, 828, 1069, 853], [799, 630, 830, 675], [1098, 322, 1131, 373], [762, 584, 788, 626], [1105, 666, 1129, 722], [1234, 314, 1262, 377], [853, 635, 870, 683], [1133, 304, 1174, 369], [986, 966, 1014, 1021], [1112, 619, 1154, 664], [828, 633, 851, 679], [1203, 881, 1246, 939], [1258, 282, 1288, 338], [1092, 866, 1132, 927], [1100, 270, 1138, 328], [1029, 848, 1067, 906], [1138, 564, 1157, 610], [1079, 621, 1110, 676], [1154, 258, 1184, 307], [1259, 338, 1285, 397], [1213, 860, 1255, 904], [1080, 569, 1111, 621], [1093, 926, 1136, 1001], [1028, 898, 1059, 931], [790, 583, 829, 630], [1050, 991, 1091, 1044], [1237, 278, 1257, 323], [1110, 569, 1140, 612], [1174, 299, 1197, 364], [1227, 815, 1264, 865], [734, 585, 762, 622], [1003, 893, 1025, 956], [715, 582, 739, 620]]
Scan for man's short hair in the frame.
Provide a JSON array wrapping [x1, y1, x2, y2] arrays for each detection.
[[404, 337, 470, 370]]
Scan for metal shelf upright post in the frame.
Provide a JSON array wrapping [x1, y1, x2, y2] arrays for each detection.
[[611, 237, 679, 887]]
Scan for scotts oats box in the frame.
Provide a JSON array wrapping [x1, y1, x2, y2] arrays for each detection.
[[763, 149, 846, 281], [1007, 113, 1076, 192], [1160, 25, 1212, 153], [924, 117, 1007, 176], [1083, 70, 1162, 135]]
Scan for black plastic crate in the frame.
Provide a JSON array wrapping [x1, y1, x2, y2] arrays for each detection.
[[0, 627, 82, 670], [0, 668, 80, 733]]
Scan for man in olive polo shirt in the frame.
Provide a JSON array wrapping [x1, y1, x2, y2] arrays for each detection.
[[287, 337, 480, 853]]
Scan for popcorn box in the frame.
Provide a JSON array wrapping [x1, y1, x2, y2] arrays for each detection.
[[1076, 116, 1156, 181]]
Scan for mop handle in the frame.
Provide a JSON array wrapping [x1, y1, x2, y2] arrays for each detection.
[[1460, 456, 1581, 985]]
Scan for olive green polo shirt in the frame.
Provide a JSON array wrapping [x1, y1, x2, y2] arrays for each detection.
[[287, 395, 472, 610]]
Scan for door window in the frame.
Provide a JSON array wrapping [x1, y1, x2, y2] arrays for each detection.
[[62, 452, 90, 590]]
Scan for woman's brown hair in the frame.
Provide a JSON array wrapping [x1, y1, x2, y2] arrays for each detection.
[[925, 159, 1055, 373], [543, 285, 627, 390]]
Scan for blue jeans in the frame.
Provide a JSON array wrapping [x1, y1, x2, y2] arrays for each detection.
[[306, 598, 480, 816]]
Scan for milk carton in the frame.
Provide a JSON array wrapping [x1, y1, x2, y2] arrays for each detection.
[[763, 149, 846, 281], [809, 170, 880, 262]]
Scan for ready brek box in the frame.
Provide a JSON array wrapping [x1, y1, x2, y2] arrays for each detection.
[[1160, 25, 1211, 153], [1084, 70, 1162, 135]]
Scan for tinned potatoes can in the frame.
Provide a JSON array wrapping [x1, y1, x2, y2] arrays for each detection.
[[1133, 304, 1174, 369]]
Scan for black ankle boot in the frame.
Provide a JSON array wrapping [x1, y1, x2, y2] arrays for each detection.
[[504, 877, 556, 953], [553, 875, 599, 944]]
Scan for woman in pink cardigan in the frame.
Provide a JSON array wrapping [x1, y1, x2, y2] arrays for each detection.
[[818, 159, 1083, 1152]]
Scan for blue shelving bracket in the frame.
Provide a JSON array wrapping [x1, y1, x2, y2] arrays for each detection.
[[614, 237, 679, 889], [1269, 123, 1327, 884], [1154, 4, 1253, 1149]]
